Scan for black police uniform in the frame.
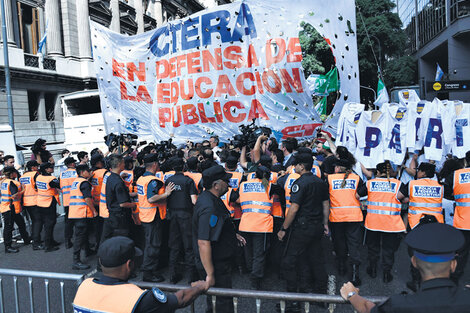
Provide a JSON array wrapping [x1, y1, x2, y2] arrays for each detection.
[[371, 223, 470, 313], [193, 190, 237, 313], [281, 172, 328, 294], [100, 172, 133, 242], [2, 180, 30, 251], [72, 177, 94, 264], [165, 172, 198, 278]]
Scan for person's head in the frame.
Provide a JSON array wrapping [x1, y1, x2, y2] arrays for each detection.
[[76, 164, 92, 179], [188, 148, 200, 159], [417, 162, 435, 179], [64, 157, 76, 168], [26, 160, 39, 172], [98, 237, 143, 280], [293, 153, 313, 173], [91, 154, 105, 169], [3, 166, 19, 179], [202, 140, 210, 148], [143, 153, 158, 173], [335, 146, 356, 166], [186, 157, 199, 172], [438, 157, 463, 182], [39, 162, 54, 175], [61, 149, 70, 158], [202, 148, 214, 160], [281, 138, 297, 156], [108, 154, 124, 172], [77, 151, 89, 164], [202, 165, 232, 196], [333, 158, 351, 174], [124, 156, 134, 171], [406, 223, 464, 281], [225, 155, 238, 171], [316, 140, 332, 156], [258, 154, 272, 169], [209, 136, 219, 149], [255, 165, 271, 183], [4, 155, 15, 167], [32, 138, 47, 153], [171, 157, 185, 172], [90, 148, 103, 158], [376, 161, 392, 178], [271, 149, 284, 165]]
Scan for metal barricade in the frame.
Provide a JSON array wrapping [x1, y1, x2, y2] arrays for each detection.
[[0, 269, 84, 313]]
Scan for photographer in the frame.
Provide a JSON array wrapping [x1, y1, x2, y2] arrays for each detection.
[[240, 135, 268, 172]]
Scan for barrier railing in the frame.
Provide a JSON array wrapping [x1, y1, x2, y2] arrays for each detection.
[[0, 268, 388, 313]]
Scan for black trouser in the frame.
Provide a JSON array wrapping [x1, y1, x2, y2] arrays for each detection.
[[197, 260, 233, 313], [280, 222, 327, 293], [2, 210, 30, 249], [453, 229, 470, 281], [141, 217, 163, 275], [268, 217, 284, 272], [100, 211, 132, 244], [168, 211, 195, 275], [64, 206, 74, 243], [94, 206, 103, 248], [24, 205, 36, 234], [72, 218, 90, 262], [243, 232, 270, 279], [366, 230, 401, 270], [33, 205, 57, 248], [330, 221, 362, 265]]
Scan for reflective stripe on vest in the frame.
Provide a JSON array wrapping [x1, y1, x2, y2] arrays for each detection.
[[0, 179, 21, 214], [73, 278, 145, 313], [69, 178, 94, 219], [239, 179, 273, 233], [137, 175, 160, 223], [453, 168, 470, 230], [408, 178, 443, 229], [36, 175, 60, 208], [20, 171, 37, 206], [367, 209, 401, 215], [283, 173, 300, 214], [328, 173, 363, 222], [91, 169, 107, 206], [99, 172, 112, 218], [60, 169, 77, 207]]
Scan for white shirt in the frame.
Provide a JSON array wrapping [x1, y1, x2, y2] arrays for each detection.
[[336, 102, 365, 154], [384, 104, 408, 165], [419, 98, 446, 161], [406, 100, 433, 151], [442, 101, 470, 158], [356, 111, 388, 168]]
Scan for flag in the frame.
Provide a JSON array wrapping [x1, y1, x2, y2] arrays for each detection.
[[316, 67, 339, 95], [374, 78, 389, 108], [315, 96, 328, 115], [435, 63, 444, 81], [37, 23, 47, 55]]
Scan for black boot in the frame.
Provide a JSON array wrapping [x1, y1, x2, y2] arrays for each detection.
[[72, 262, 90, 270], [350, 264, 361, 286], [366, 262, 377, 278], [383, 270, 393, 283], [5, 246, 19, 253], [143, 272, 165, 283]]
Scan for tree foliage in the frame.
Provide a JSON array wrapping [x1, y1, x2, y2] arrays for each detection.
[[299, 22, 335, 76]]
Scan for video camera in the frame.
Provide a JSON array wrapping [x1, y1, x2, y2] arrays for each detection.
[[154, 139, 175, 161], [104, 133, 138, 150], [231, 119, 272, 149]]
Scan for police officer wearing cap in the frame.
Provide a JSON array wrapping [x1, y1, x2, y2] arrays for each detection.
[[165, 157, 199, 283], [193, 165, 246, 313], [20, 160, 40, 241], [340, 223, 470, 313], [73, 236, 209, 313], [277, 153, 329, 310], [60, 156, 77, 249]]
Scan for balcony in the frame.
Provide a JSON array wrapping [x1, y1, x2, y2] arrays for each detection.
[[450, 0, 470, 22], [24, 54, 56, 71]]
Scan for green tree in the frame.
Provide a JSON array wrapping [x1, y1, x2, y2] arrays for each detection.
[[299, 22, 335, 76]]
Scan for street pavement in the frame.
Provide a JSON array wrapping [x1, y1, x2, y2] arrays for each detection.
[[1, 218, 469, 313]]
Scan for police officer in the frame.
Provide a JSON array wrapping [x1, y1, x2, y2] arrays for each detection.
[[20, 160, 40, 238], [60, 157, 77, 248], [69, 164, 97, 270], [136, 153, 174, 283], [100, 154, 136, 243], [90, 154, 108, 248], [1, 167, 30, 253], [36, 162, 61, 252], [73, 236, 209, 313], [166, 157, 198, 283], [365, 162, 406, 283], [193, 165, 246, 313], [277, 153, 329, 311], [340, 223, 470, 313]]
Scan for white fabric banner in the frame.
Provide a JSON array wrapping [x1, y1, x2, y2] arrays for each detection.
[[91, 0, 360, 143]]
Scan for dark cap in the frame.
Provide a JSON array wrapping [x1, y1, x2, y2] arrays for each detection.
[[417, 162, 435, 173], [64, 157, 76, 165], [297, 147, 313, 155], [40, 162, 54, 170], [2, 166, 17, 175], [76, 164, 91, 174], [186, 156, 198, 170], [26, 160, 39, 169], [405, 223, 464, 263], [259, 155, 272, 167], [143, 153, 158, 164], [90, 154, 104, 166], [333, 158, 351, 169], [170, 157, 184, 169], [225, 156, 238, 169], [202, 165, 232, 188], [98, 236, 143, 268], [293, 153, 313, 165]]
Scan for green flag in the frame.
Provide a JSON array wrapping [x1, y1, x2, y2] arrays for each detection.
[[315, 96, 327, 115], [315, 67, 339, 95], [374, 78, 389, 108]]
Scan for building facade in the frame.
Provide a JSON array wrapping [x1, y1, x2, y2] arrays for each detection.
[[0, 0, 228, 159], [397, 0, 470, 101]]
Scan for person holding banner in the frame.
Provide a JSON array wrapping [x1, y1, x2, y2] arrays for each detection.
[[328, 158, 367, 286]]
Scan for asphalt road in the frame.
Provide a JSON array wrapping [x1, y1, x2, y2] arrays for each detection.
[[1, 217, 469, 313]]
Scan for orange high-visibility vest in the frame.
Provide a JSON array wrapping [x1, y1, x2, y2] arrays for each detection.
[[121, 170, 134, 189], [365, 178, 405, 232], [69, 177, 95, 219], [227, 171, 243, 191], [20, 171, 37, 207], [155, 171, 163, 180], [247, 172, 278, 184], [1, 179, 22, 214], [60, 168, 77, 207], [221, 188, 242, 219], [288, 166, 321, 178], [453, 168, 470, 230], [91, 168, 108, 206], [99, 172, 112, 218], [283, 173, 300, 216], [328, 173, 363, 222], [73, 278, 146, 313], [408, 178, 443, 229], [239, 179, 273, 233], [36, 175, 60, 208], [185, 172, 202, 192], [163, 171, 175, 182], [137, 175, 166, 222]]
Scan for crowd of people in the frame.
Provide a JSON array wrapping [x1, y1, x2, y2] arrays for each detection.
[[2, 132, 470, 312]]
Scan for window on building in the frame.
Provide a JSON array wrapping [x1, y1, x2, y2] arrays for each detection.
[[27, 91, 40, 121], [45, 93, 57, 121], [17, 3, 41, 54]]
